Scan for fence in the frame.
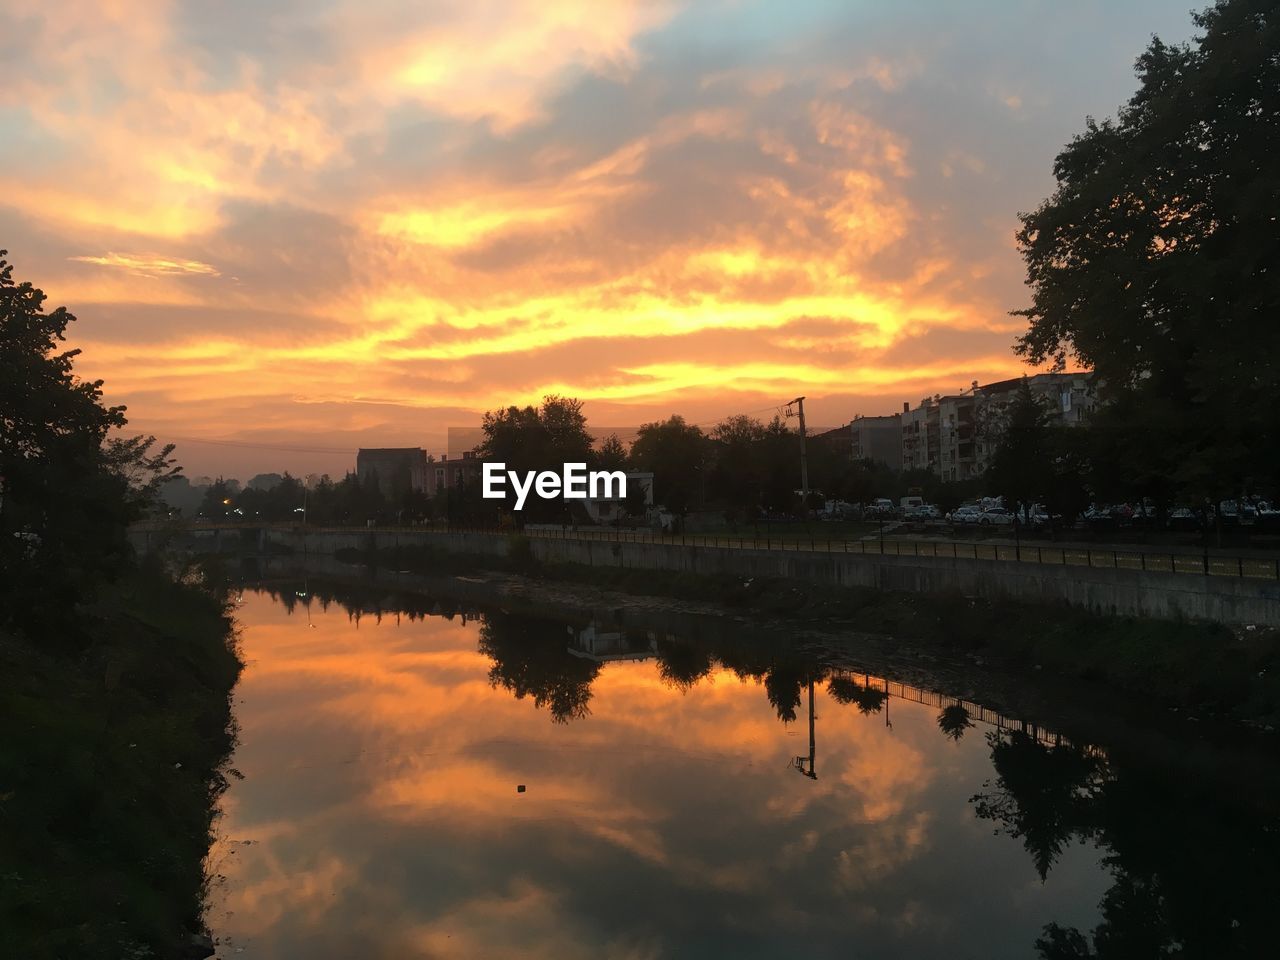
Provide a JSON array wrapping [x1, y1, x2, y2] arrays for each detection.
[[420, 524, 1279, 580], [144, 520, 1280, 580], [142, 522, 1280, 583]]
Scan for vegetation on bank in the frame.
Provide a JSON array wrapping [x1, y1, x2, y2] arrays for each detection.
[[0, 559, 241, 959], [1, 253, 244, 958], [340, 540, 1280, 728]]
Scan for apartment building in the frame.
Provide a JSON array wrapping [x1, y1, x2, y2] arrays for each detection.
[[850, 414, 904, 471], [972, 372, 1097, 474], [356, 448, 430, 498], [898, 372, 1096, 480], [938, 392, 979, 482], [426, 451, 484, 497], [900, 399, 936, 473]]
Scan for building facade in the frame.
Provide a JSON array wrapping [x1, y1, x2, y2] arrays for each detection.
[[581, 470, 654, 524], [850, 414, 903, 471], [901, 399, 940, 474], [426, 451, 484, 497], [356, 448, 430, 498], [937, 391, 979, 482], [896, 372, 1096, 480], [972, 372, 1097, 475]]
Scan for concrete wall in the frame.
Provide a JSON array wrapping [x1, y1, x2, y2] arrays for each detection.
[[254, 527, 1280, 626]]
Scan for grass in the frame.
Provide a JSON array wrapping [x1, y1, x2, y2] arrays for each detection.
[[0, 560, 242, 960]]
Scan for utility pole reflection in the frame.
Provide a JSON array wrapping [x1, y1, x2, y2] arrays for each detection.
[[793, 678, 817, 780]]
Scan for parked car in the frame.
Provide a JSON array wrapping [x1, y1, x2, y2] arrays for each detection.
[[947, 505, 984, 525], [1219, 500, 1258, 526], [1082, 504, 1115, 526], [978, 507, 1015, 526], [867, 498, 896, 517], [1166, 506, 1201, 531], [902, 504, 937, 521]]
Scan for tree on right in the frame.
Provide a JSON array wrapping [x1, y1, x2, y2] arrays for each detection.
[[1013, 0, 1280, 512]]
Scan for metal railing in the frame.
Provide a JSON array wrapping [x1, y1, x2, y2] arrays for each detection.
[[496, 526, 1280, 579], [143, 520, 1280, 580]]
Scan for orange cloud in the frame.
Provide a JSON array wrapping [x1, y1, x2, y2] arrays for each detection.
[[0, 0, 1102, 475]]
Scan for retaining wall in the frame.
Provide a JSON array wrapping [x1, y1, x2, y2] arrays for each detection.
[[256, 527, 1280, 626]]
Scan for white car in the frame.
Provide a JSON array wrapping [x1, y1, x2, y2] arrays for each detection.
[[978, 507, 1015, 526], [948, 505, 983, 524]]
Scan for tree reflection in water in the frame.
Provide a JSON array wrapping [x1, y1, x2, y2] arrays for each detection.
[[972, 731, 1107, 881], [971, 730, 1280, 958], [827, 675, 889, 715], [254, 579, 1280, 957], [653, 635, 713, 691], [477, 610, 600, 723], [937, 703, 974, 741]]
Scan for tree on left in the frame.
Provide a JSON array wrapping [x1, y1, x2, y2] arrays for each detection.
[[0, 250, 178, 635]]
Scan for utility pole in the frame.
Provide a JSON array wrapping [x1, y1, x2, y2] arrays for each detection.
[[787, 396, 810, 515]]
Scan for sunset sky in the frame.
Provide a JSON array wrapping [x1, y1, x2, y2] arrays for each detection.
[[2, 0, 1194, 478]]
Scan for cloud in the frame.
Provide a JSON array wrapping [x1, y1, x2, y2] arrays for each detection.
[[0, 0, 1200, 474], [68, 253, 221, 277]]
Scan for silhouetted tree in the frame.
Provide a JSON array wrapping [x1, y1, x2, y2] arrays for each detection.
[[984, 381, 1054, 518], [595, 433, 628, 471], [710, 415, 768, 520], [758, 416, 801, 515], [0, 250, 176, 632], [630, 416, 709, 522], [1014, 0, 1280, 507], [478, 395, 593, 521]]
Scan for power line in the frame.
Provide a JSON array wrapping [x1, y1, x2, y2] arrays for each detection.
[[686, 402, 792, 429]]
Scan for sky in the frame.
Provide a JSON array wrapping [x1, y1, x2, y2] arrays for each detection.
[[1, 0, 1197, 479]]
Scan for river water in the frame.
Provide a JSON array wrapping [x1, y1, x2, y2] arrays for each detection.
[[205, 579, 1278, 959]]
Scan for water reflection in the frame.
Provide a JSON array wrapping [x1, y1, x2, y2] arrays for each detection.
[[209, 580, 1279, 959]]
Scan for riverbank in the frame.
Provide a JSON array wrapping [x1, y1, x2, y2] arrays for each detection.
[[0, 560, 242, 960], [339, 541, 1280, 728]]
